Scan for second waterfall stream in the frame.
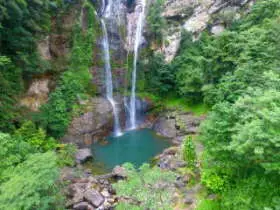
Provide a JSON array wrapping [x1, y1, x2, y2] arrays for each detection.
[[129, 0, 146, 129]]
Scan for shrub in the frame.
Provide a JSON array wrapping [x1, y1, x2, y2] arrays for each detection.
[[183, 136, 196, 168], [0, 152, 63, 210], [113, 163, 176, 210]]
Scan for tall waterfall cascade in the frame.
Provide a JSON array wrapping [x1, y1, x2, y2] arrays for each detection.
[[100, 1, 122, 136], [129, 0, 147, 129]]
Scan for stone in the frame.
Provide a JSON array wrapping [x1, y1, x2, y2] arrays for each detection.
[[73, 202, 95, 210], [163, 147, 178, 156], [159, 29, 182, 62], [75, 149, 92, 164], [183, 11, 210, 34], [60, 167, 79, 181], [163, 0, 196, 19], [84, 189, 105, 208], [102, 200, 112, 209], [62, 97, 113, 147], [153, 117, 177, 138], [112, 165, 127, 178], [101, 189, 110, 198], [211, 24, 225, 35], [67, 183, 87, 207], [20, 77, 51, 111], [184, 197, 194, 204]]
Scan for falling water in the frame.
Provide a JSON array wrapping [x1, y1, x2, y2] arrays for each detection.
[[101, 4, 122, 136], [104, 0, 112, 18], [129, 0, 146, 129]]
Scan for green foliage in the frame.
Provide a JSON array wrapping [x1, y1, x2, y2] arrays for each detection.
[[113, 163, 176, 210], [196, 199, 221, 210], [201, 90, 280, 174], [201, 169, 227, 193], [0, 0, 54, 74], [141, 53, 175, 95], [15, 121, 57, 151], [147, 0, 166, 45], [172, 0, 280, 105], [0, 56, 23, 132], [0, 152, 63, 210], [220, 175, 280, 210], [0, 132, 33, 181], [57, 143, 77, 167], [38, 2, 97, 138], [172, 32, 205, 102], [174, 1, 280, 209], [183, 136, 196, 168], [0, 0, 71, 132]]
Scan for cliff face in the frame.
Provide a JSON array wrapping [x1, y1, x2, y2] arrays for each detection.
[[21, 0, 256, 111], [159, 0, 255, 62]]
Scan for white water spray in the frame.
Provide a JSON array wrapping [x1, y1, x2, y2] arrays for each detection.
[[101, 2, 122, 136], [129, 0, 146, 129]]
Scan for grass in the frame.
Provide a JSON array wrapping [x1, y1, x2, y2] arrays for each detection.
[[137, 92, 210, 116]]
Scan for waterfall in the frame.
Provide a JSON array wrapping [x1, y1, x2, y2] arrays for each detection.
[[104, 0, 112, 18], [129, 0, 146, 129], [101, 3, 122, 136]]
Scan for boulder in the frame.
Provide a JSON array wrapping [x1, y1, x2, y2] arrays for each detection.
[[75, 149, 93, 164], [67, 183, 88, 207], [112, 165, 127, 178], [211, 24, 225, 35], [163, 0, 195, 19], [153, 117, 177, 138], [62, 97, 113, 147], [73, 202, 95, 210], [184, 197, 194, 204], [84, 189, 105, 208]]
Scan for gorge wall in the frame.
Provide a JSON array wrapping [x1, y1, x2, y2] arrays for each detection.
[[19, 0, 255, 145]]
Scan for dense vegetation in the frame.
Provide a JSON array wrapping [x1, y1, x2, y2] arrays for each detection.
[[38, 1, 97, 138], [1, 0, 280, 209], [164, 0, 280, 209], [113, 163, 176, 210], [0, 1, 92, 209], [142, 0, 280, 209]]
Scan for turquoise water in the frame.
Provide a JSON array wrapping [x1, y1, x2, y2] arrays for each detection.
[[91, 129, 171, 171]]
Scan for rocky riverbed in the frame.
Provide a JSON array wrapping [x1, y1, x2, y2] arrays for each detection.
[[62, 106, 205, 209]]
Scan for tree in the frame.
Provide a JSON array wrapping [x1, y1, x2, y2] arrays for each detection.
[[147, 0, 166, 45], [183, 136, 196, 169], [38, 1, 96, 138], [0, 132, 33, 181], [15, 121, 57, 151], [143, 53, 175, 95], [0, 152, 63, 210]]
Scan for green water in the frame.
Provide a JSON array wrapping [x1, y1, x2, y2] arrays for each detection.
[[91, 129, 171, 172]]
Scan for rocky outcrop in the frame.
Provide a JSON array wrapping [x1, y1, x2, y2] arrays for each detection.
[[156, 147, 187, 170], [62, 97, 113, 147], [84, 189, 105, 208], [65, 175, 117, 209], [112, 165, 127, 179], [159, 0, 255, 61], [153, 111, 205, 143], [38, 36, 52, 60], [75, 149, 93, 164], [20, 77, 52, 111]]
